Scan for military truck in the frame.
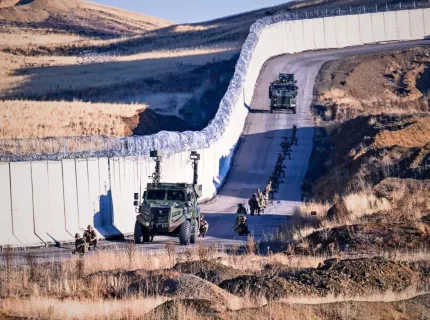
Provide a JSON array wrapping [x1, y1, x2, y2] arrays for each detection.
[[133, 150, 202, 245], [269, 73, 298, 114]]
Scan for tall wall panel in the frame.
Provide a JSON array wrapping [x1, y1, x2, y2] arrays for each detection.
[[10, 162, 43, 246], [98, 158, 117, 235], [62, 159, 80, 237], [48, 161, 71, 241], [75, 159, 92, 230], [359, 14, 374, 44], [324, 17, 338, 48], [293, 20, 305, 52], [384, 12, 398, 41], [396, 10, 413, 40], [346, 15, 362, 46], [409, 9, 425, 39], [285, 21, 296, 53], [372, 13, 386, 42], [0, 163, 20, 246], [32, 162, 51, 243], [334, 16, 348, 47], [303, 19, 316, 50], [313, 18, 327, 49], [425, 9, 430, 36], [87, 158, 105, 236], [111, 158, 128, 234]]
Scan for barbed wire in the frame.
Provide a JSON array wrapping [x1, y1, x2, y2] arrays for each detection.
[[291, 1, 429, 19], [76, 50, 117, 65], [1, 2, 430, 162]]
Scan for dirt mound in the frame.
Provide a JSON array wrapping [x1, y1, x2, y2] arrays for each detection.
[[228, 294, 430, 320], [299, 221, 430, 254], [222, 258, 418, 299], [326, 198, 350, 222], [300, 257, 417, 296], [87, 269, 244, 309], [146, 299, 227, 320], [219, 275, 300, 300], [173, 260, 248, 285]]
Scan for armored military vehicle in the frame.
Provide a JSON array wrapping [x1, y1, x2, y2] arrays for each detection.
[[269, 73, 298, 114], [133, 150, 202, 245]]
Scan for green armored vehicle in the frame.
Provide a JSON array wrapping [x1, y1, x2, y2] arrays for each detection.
[[133, 150, 202, 245], [269, 73, 298, 114]]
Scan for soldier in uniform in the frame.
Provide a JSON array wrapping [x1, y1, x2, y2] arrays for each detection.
[[280, 138, 292, 159], [264, 180, 272, 195], [234, 215, 249, 236], [236, 203, 248, 215], [270, 174, 284, 191], [274, 163, 286, 178], [248, 194, 260, 216], [73, 233, 87, 256], [199, 215, 209, 237], [256, 189, 266, 214], [83, 225, 98, 250], [265, 180, 274, 199]]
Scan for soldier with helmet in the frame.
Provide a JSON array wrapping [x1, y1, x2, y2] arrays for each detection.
[[234, 215, 249, 236], [83, 225, 98, 250], [73, 233, 87, 256], [199, 215, 209, 238], [248, 194, 260, 216], [236, 203, 248, 215]]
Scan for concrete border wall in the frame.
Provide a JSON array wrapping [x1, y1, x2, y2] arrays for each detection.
[[1, 9, 428, 247]]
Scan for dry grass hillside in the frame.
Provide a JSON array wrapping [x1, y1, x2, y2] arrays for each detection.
[[0, 0, 426, 140], [0, 243, 429, 320], [0, 0, 173, 33]]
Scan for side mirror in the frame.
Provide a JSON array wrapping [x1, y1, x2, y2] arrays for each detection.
[[133, 200, 139, 206], [134, 193, 139, 200]]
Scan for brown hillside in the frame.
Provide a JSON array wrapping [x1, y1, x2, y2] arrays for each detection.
[[0, 0, 173, 32]]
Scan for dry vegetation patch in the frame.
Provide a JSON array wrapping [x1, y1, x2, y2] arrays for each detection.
[[314, 46, 430, 122], [0, 100, 146, 138]]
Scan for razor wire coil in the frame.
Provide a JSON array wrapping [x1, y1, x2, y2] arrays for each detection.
[[77, 50, 117, 65]]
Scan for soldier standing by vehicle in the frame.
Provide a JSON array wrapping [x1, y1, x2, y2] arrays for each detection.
[[237, 203, 248, 215], [248, 194, 260, 216], [199, 215, 209, 237], [73, 233, 87, 256], [83, 225, 98, 250]]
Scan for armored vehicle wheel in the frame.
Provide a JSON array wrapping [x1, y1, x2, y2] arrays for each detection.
[[190, 219, 198, 244], [134, 221, 144, 244], [292, 108, 297, 114], [143, 230, 152, 243], [270, 108, 273, 114], [179, 220, 191, 245]]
